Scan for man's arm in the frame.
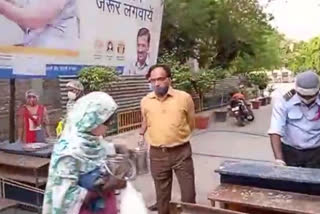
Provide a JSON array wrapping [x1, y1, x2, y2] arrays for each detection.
[[186, 94, 195, 131], [0, 0, 67, 29], [139, 98, 148, 143], [270, 134, 284, 161], [140, 114, 147, 136], [268, 99, 287, 162]]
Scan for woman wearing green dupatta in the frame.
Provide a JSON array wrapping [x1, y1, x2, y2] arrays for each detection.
[[43, 91, 125, 214]]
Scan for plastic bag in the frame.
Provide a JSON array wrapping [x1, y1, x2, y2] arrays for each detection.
[[99, 136, 116, 155], [120, 182, 147, 214]]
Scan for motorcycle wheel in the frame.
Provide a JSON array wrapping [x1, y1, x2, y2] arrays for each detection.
[[247, 114, 255, 121]]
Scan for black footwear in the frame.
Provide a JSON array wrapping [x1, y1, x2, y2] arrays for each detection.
[[148, 203, 158, 211]]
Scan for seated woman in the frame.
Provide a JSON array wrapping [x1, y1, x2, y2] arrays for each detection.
[[17, 89, 51, 144], [43, 91, 126, 214]]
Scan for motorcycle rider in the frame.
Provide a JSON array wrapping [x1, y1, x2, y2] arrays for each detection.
[[229, 90, 246, 108], [229, 90, 254, 124]]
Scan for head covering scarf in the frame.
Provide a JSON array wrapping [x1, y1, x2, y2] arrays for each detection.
[[43, 92, 118, 214], [295, 70, 320, 96], [66, 80, 85, 113], [66, 80, 84, 91], [25, 89, 39, 100]]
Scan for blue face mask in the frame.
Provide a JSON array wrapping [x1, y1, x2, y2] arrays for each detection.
[[155, 86, 169, 97]]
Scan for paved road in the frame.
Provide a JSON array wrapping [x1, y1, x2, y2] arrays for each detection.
[[129, 83, 295, 213], [9, 83, 294, 214]]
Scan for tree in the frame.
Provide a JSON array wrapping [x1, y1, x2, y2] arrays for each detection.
[[287, 37, 320, 74], [159, 0, 218, 64], [159, 0, 283, 72]]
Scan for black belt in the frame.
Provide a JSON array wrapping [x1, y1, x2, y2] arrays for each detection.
[[151, 142, 190, 152]]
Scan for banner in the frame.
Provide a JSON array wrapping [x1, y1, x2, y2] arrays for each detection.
[[0, 0, 164, 77]]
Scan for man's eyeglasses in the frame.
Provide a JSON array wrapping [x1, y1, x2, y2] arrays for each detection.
[[149, 77, 168, 84]]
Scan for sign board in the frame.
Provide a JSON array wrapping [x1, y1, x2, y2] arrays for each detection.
[[0, 0, 164, 77]]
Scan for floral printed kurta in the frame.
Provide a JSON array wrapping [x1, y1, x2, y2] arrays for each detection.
[[42, 92, 118, 214]]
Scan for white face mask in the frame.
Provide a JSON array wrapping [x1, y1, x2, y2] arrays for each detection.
[[67, 91, 77, 100], [299, 95, 317, 105], [148, 83, 153, 91]]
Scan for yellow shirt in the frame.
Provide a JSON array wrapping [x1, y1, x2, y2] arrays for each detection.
[[141, 87, 195, 147]]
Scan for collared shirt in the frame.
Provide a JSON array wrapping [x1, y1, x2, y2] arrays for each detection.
[[268, 94, 320, 150], [123, 57, 150, 76], [141, 87, 195, 147]]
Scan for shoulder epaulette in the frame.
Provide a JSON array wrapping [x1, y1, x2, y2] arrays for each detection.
[[283, 89, 296, 101]]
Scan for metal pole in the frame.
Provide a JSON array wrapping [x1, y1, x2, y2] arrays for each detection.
[[9, 78, 15, 143]]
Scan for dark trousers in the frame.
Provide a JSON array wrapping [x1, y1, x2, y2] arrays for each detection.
[[282, 143, 320, 168], [150, 142, 196, 214]]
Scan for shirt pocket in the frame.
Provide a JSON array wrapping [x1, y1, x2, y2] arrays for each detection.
[[287, 108, 303, 121], [168, 108, 184, 128]]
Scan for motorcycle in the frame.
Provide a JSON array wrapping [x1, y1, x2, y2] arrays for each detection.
[[230, 99, 254, 126]]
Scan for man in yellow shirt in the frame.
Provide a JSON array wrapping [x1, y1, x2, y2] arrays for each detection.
[[140, 64, 196, 214]]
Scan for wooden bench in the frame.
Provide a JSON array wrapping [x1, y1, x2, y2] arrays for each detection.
[[0, 198, 18, 212], [0, 152, 49, 209], [208, 184, 320, 214], [170, 202, 246, 214]]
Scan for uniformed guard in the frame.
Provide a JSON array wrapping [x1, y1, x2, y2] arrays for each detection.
[[268, 70, 320, 168]]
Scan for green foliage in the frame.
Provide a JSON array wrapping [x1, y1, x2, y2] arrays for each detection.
[[287, 37, 320, 74], [160, 0, 283, 72], [248, 71, 269, 90], [158, 52, 226, 96], [78, 66, 118, 92]]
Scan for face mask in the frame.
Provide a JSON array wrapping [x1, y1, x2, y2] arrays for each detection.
[[68, 91, 77, 100], [155, 86, 169, 97], [299, 95, 317, 105], [148, 83, 153, 91]]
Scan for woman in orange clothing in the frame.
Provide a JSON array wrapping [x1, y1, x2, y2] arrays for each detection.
[[17, 89, 51, 143]]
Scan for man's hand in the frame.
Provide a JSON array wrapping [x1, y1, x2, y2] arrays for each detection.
[[274, 159, 286, 166]]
